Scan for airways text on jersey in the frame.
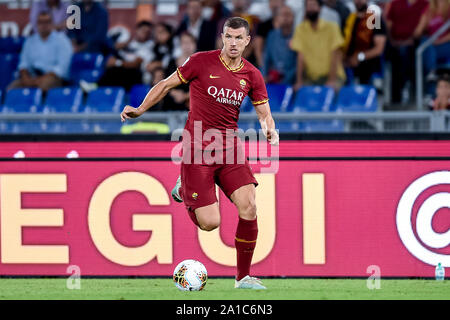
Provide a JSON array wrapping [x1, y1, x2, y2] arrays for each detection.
[[207, 86, 245, 106]]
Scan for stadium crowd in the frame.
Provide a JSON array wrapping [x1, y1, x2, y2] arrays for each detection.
[[3, 0, 450, 111]]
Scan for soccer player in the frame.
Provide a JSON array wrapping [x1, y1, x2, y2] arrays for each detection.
[[120, 17, 278, 290]]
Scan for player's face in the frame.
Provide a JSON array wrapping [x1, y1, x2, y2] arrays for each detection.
[[221, 27, 250, 59]]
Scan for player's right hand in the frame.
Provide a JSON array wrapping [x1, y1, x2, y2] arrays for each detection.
[[266, 128, 279, 146], [120, 105, 142, 122]]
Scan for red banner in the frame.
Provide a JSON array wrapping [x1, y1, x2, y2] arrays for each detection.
[[0, 140, 450, 158], [0, 155, 449, 277]]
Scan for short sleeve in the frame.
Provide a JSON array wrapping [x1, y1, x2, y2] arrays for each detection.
[[249, 69, 269, 105], [176, 52, 200, 84]]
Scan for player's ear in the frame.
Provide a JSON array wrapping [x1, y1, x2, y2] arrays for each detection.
[[245, 35, 251, 46]]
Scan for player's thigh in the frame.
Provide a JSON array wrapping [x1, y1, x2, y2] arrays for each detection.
[[216, 163, 258, 219], [181, 163, 218, 215], [194, 202, 221, 231]]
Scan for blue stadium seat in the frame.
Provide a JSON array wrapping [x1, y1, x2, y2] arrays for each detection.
[[277, 121, 304, 133], [2, 88, 42, 113], [70, 53, 104, 84], [129, 84, 151, 108], [0, 37, 25, 54], [240, 85, 292, 113], [84, 87, 125, 113], [43, 87, 83, 113], [0, 53, 19, 91], [285, 86, 339, 132], [47, 121, 91, 133], [289, 86, 336, 112], [76, 69, 104, 83], [10, 121, 48, 133], [335, 85, 378, 112], [90, 121, 123, 133], [266, 84, 293, 112], [301, 120, 345, 132], [240, 95, 253, 112], [0, 120, 10, 133], [237, 120, 258, 132]]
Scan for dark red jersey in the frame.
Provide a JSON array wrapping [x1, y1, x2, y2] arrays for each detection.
[[177, 49, 268, 151]]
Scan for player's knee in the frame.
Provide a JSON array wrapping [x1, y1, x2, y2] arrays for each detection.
[[239, 201, 257, 220], [199, 220, 220, 232]]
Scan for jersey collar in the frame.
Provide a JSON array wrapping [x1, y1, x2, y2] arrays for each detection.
[[219, 52, 244, 72]]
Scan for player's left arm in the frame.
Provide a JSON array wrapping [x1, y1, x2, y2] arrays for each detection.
[[254, 102, 279, 146], [120, 71, 182, 121]]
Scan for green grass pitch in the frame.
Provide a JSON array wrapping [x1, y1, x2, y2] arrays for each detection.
[[0, 278, 448, 300]]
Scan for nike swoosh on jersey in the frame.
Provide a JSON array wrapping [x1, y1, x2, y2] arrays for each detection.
[[209, 74, 220, 79]]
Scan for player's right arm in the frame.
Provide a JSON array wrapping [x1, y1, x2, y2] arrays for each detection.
[[254, 102, 279, 146], [120, 71, 182, 122]]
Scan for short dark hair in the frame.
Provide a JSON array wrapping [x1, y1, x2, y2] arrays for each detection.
[[136, 20, 152, 29], [437, 73, 450, 84], [223, 17, 250, 35]]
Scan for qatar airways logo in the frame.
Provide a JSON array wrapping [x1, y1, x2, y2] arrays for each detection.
[[207, 86, 244, 106]]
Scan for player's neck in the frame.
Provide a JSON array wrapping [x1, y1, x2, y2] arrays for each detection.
[[220, 50, 242, 70]]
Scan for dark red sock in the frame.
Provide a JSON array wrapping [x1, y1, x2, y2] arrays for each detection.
[[235, 217, 258, 281]]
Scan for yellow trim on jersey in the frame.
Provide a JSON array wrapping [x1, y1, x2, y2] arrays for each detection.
[[252, 98, 269, 106], [177, 68, 188, 84], [219, 53, 244, 72], [235, 237, 257, 243]]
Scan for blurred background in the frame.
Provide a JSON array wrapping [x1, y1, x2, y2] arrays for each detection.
[[0, 0, 448, 135]]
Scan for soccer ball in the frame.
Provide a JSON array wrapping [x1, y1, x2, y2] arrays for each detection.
[[173, 259, 208, 291]]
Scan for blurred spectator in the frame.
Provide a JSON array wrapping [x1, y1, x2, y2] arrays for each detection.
[[343, 0, 387, 84], [262, 5, 297, 85], [429, 74, 450, 110], [30, 0, 69, 33], [323, 0, 351, 32], [146, 22, 178, 78], [172, 32, 194, 110], [224, 0, 260, 64], [385, 0, 429, 103], [176, 32, 198, 67], [67, 0, 112, 55], [230, 0, 260, 33], [254, 0, 286, 68], [203, 0, 232, 23], [320, 0, 342, 27], [81, 21, 154, 92], [203, 0, 232, 40], [8, 11, 72, 92], [150, 67, 189, 112], [414, 0, 450, 80], [176, 0, 217, 52], [291, 0, 346, 90]]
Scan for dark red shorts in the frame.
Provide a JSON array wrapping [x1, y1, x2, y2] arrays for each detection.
[[180, 160, 258, 213]]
